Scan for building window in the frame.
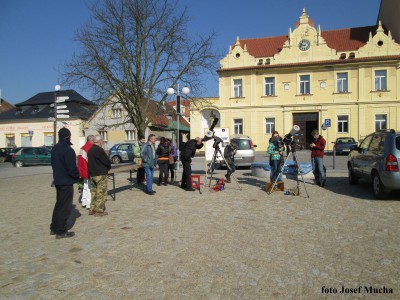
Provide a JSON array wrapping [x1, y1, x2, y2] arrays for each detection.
[[264, 77, 275, 96], [233, 79, 243, 98], [299, 75, 310, 94], [337, 73, 348, 93], [125, 130, 135, 141], [337, 115, 349, 133], [98, 130, 108, 141], [5, 134, 15, 147], [375, 114, 387, 131], [374, 70, 387, 91], [112, 108, 122, 118], [21, 133, 32, 147], [44, 132, 54, 146], [233, 118, 243, 134], [265, 118, 275, 134]]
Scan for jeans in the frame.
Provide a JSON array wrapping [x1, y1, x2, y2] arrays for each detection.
[[311, 157, 325, 183], [157, 161, 169, 184], [144, 166, 154, 192], [226, 161, 236, 179], [270, 159, 282, 182]]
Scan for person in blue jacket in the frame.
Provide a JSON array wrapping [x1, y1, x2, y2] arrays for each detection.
[[50, 128, 80, 239], [141, 134, 157, 195]]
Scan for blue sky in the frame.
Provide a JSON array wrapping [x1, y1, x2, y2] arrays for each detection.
[[0, 0, 381, 104]]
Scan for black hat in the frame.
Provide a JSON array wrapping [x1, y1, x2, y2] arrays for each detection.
[[58, 127, 72, 144]]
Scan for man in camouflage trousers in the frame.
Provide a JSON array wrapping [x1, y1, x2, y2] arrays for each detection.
[[88, 135, 111, 216]]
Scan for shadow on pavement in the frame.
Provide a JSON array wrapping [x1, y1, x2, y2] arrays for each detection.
[[66, 204, 81, 231], [322, 176, 399, 201]]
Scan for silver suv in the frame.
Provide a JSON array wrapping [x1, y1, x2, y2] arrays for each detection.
[[348, 129, 400, 199], [220, 135, 257, 168]]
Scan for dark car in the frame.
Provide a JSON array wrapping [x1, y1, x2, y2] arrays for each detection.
[[0, 148, 15, 163], [12, 147, 52, 167], [348, 129, 400, 199], [333, 137, 357, 155], [108, 142, 136, 164], [5, 147, 21, 162]]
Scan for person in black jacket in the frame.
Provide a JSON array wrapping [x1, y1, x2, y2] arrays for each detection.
[[156, 137, 169, 186], [50, 127, 80, 239], [88, 135, 111, 216], [180, 137, 203, 191]]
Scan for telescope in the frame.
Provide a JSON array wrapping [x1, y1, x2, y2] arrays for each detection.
[[202, 117, 219, 142], [283, 125, 300, 145]]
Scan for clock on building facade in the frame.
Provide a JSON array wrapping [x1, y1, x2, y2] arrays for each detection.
[[298, 39, 310, 51]]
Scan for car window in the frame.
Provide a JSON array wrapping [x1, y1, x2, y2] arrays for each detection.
[[37, 148, 50, 155], [119, 144, 130, 151], [337, 138, 355, 143], [231, 139, 250, 150], [359, 135, 373, 151], [396, 136, 400, 151], [23, 148, 37, 155], [369, 135, 383, 151]]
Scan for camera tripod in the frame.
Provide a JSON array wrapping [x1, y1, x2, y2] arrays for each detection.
[[200, 143, 241, 194], [267, 143, 309, 198]]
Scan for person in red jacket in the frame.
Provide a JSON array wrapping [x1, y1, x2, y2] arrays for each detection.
[[310, 129, 326, 187], [78, 135, 94, 208]]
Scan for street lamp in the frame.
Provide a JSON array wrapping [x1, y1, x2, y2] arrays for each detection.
[[53, 84, 61, 146], [166, 85, 190, 172]]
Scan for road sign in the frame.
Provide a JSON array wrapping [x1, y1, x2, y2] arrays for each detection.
[[48, 117, 56, 121], [324, 119, 331, 127], [57, 114, 70, 119], [56, 96, 69, 103], [56, 105, 67, 109], [56, 110, 69, 114], [321, 123, 327, 131]]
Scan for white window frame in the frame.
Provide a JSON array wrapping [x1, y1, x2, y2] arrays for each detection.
[[265, 117, 276, 134], [375, 114, 387, 131], [337, 115, 349, 133], [264, 77, 275, 96], [299, 75, 310, 94], [233, 118, 243, 134], [112, 108, 122, 118], [374, 70, 387, 91], [125, 130, 135, 141], [336, 72, 348, 93], [233, 79, 243, 98], [98, 130, 108, 141]]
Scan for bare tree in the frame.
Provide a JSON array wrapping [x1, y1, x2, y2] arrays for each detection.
[[63, 0, 217, 136]]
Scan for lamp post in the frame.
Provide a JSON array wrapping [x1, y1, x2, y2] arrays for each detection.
[[166, 85, 190, 172], [53, 84, 61, 146]]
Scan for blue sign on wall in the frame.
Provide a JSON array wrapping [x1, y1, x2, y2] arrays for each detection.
[[324, 119, 331, 127]]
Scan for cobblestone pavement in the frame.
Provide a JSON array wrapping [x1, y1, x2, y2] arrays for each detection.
[[0, 161, 399, 299]]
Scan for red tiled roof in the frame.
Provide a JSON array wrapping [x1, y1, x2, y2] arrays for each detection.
[[0, 99, 15, 113], [146, 100, 189, 128], [234, 25, 381, 58]]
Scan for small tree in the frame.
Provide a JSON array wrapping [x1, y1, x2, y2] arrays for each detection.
[[63, 0, 217, 136]]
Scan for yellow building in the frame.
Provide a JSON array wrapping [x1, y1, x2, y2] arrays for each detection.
[[190, 9, 400, 152]]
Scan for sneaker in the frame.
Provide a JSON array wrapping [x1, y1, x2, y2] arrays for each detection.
[[185, 188, 196, 192], [88, 210, 95, 215], [56, 231, 75, 239], [147, 191, 156, 195], [50, 230, 55, 235], [320, 179, 326, 187]]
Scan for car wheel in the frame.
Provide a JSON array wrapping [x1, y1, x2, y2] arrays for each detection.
[[372, 172, 389, 199], [15, 160, 24, 168], [112, 156, 121, 164], [0, 157, 5, 163], [348, 164, 358, 185]]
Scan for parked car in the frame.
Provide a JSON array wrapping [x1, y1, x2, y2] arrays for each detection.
[[0, 148, 13, 163], [12, 147, 52, 167], [108, 142, 137, 164], [6, 147, 22, 162], [348, 129, 400, 199], [333, 137, 357, 155], [220, 135, 257, 168]]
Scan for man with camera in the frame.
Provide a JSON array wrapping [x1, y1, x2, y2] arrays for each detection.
[[310, 129, 326, 187], [268, 131, 285, 183], [180, 136, 204, 191], [224, 142, 237, 183]]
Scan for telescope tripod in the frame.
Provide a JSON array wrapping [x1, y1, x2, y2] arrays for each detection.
[[267, 147, 309, 198], [200, 144, 241, 194]]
